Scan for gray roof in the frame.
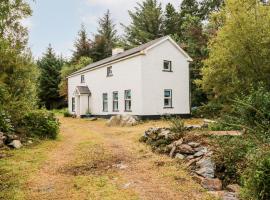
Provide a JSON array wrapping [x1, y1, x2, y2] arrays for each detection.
[[76, 86, 91, 95], [70, 36, 169, 76]]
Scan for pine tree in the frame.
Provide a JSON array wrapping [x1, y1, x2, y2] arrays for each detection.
[[72, 24, 92, 63], [164, 3, 180, 36], [38, 45, 63, 110], [123, 0, 164, 46], [91, 10, 118, 61]]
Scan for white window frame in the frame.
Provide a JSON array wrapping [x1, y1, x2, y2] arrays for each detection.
[[164, 89, 173, 108], [81, 75, 85, 83], [107, 66, 113, 77], [102, 93, 108, 112], [124, 90, 132, 112], [163, 60, 172, 72], [112, 91, 119, 112]]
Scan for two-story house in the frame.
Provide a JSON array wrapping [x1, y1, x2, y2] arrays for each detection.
[[67, 36, 192, 118]]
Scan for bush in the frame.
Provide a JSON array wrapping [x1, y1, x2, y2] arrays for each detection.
[[220, 86, 270, 142], [208, 120, 241, 131], [192, 101, 223, 118], [20, 110, 60, 139], [0, 108, 14, 133], [212, 136, 257, 185], [63, 109, 72, 117], [241, 147, 270, 200], [164, 116, 185, 135]]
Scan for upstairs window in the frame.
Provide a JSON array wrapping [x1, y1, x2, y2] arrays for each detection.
[[163, 60, 172, 72], [164, 89, 172, 108], [124, 90, 132, 112], [107, 66, 113, 77], [102, 93, 108, 112], [81, 75, 85, 83], [113, 92, 119, 112]]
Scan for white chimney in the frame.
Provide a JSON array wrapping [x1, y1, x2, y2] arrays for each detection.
[[112, 48, 124, 56]]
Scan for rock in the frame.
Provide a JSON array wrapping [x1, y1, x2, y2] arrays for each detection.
[[185, 125, 203, 130], [186, 155, 194, 160], [5, 134, 19, 144], [158, 129, 171, 139], [186, 157, 201, 167], [169, 146, 177, 158], [201, 178, 222, 191], [223, 192, 239, 200], [226, 184, 240, 193], [188, 142, 200, 148], [194, 147, 208, 157], [115, 163, 128, 170], [177, 144, 194, 154], [196, 157, 215, 178], [28, 140, 33, 144], [8, 140, 22, 149], [193, 175, 204, 184], [175, 153, 185, 160], [87, 117, 98, 121], [107, 115, 139, 127]]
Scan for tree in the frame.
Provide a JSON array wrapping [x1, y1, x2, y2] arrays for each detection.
[[91, 10, 118, 61], [164, 3, 180, 36], [72, 24, 92, 63], [38, 45, 63, 109], [123, 0, 164, 46], [198, 0, 270, 104]]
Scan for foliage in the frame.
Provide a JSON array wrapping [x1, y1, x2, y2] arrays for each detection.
[[241, 147, 270, 200], [165, 116, 186, 135], [212, 136, 257, 185], [217, 85, 270, 142], [19, 109, 60, 139], [192, 101, 223, 118], [38, 45, 63, 110], [123, 0, 164, 46], [198, 0, 270, 104], [63, 109, 73, 117], [0, 108, 14, 133], [72, 24, 92, 63], [91, 10, 118, 62], [163, 3, 180, 36]]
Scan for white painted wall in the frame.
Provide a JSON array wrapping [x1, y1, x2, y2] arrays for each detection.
[[141, 40, 190, 116], [68, 38, 190, 117], [68, 56, 143, 116]]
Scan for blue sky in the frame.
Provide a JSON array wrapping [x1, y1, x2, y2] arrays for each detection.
[[25, 0, 180, 59]]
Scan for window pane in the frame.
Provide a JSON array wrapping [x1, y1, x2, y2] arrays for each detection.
[[164, 90, 171, 97], [163, 61, 171, 71]]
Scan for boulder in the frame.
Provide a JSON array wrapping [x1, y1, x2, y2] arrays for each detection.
[[175, 153, 185, 160], [186, 155, 194, 160], [226, 184, 240, 193], [107, 115, 139, 127], [201, 178, 222, 191], [177, 144, 194, 154], [188, 142, 200, 148], [194, 147, 208, 157], [8, 140, 22, 149], [196, 157, 215, 178], [5, 134, 19, 144], [169, 146, 177, 158]]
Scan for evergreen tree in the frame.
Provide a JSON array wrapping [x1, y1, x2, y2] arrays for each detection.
[[164, 3, 180, 36], [123, 0, 164, 46], [72, 24, 92, 63], [38, 45, 63, 110], [91, 10, 118, 61]]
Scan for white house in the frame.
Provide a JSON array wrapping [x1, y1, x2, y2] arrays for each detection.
[[67, 36, 192, 118]]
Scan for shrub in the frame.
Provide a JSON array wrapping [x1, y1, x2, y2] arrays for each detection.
[[0, 108, 14, 133], [220, 86, 270, 142], [164, 116, 185, 135], [208, 120, 240, 131], [241, 147, 270, 200], [20, 110, 60, 139], [212, 136, 257, 185], [63, 109, 72, 117], [192, 101, 223, 118]]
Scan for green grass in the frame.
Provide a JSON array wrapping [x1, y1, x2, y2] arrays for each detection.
[[0, 139, 60, 200]]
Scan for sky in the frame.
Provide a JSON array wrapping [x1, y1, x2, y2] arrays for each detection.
[[25, 0, 181, 59]]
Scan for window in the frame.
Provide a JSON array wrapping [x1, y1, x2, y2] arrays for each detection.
[[107, 66, 113, 77], [102, 93, 108, 112], [124, 90, 132, 111], [72, 97, 75, 112], [164, 89, 172, 108], [163, 60, 172, 72], [113, 92, 119, 112], [81, 75, 85, 83]]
